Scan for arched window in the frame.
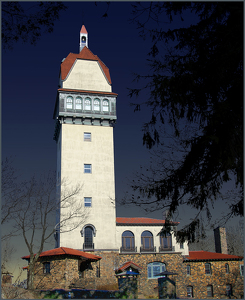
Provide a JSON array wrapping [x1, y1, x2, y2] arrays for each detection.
[[102, 99, 109, 112], [141, 231, 154, 251], [66, 96, 73, 109], [225, 263, 229, 274], [84, 226, 94, 249], [147, 262, 166, 279], [207, 285, 213, 297], [187, 265, 191, 275], [94, 99, 100, 111], [85, 98, 91, 110], [76, 97, 82, 110], [122, 231, 135, 251], [226, 284, 232, 297], [160, 232, 172, 251]]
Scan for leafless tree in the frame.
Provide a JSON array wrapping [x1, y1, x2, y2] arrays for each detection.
[[8, 172, 87, 290], [1, 157, 23, 240]]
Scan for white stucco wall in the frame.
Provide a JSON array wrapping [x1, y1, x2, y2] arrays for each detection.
[[58, 124, 117, 250], [116, 225, 189, 255], [63, 59, 112, 92]]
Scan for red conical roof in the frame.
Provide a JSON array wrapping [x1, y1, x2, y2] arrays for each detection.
[[80, 25, 87, 34]]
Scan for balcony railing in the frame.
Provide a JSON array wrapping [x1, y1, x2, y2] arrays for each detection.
[[83, 243, 94, 251], [140, 246, 156, 253], [159, 245, 175, 252], [120, 246, 137, 253]]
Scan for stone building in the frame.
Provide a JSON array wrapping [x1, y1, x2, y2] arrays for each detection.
[[22, 25, 243, 298]]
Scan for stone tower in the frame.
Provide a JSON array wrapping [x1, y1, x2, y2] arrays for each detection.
[[53, 25, 117, 251]]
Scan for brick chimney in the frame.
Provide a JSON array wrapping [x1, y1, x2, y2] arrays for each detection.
[[213, 227, 228, 254]]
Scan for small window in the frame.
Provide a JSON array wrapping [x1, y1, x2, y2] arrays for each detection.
[[240, 265, 244, 276], [226, 284, 232, 297], [187, 265, 191, 275], [84, 164, 92, 173], [85, 98, 91, 110], [84, 132, 91, 142], [94, 99, 100, 111], [76, 97, 82, 110], [187, 286, 193, 298], [205, 263, 211, 275], [96, 266, 100, 278], [207, 285, 213, 297], [225, 263, 229, 274], [43, 262, 50, 274], [102, 100, 109, 112], [180, 243, 184, 249], [147, 262, 166, 279], [84, 197, 92, 207], [66, 97, 73, 109]]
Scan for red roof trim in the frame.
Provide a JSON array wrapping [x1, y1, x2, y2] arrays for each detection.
[[60, 47, 111, 84], [116, 261, 142, 272], [116, 217, 179, 225], [184, 251, 243, 261], [58, 88, 117, 96], [22, 247, 102, 261]]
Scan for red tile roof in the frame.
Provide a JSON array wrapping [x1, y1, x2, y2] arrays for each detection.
[[116, 261, 142, 273], [60, 46, 111, 84], [57, 88, 117, 96], [22, 247, 101, 261], [184, 251, 243, 261], [116, 217, 179, 226], [80, 25, 87, 34]]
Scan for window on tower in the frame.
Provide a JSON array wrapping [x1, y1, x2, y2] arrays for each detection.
[[76, 97, 82, 110], [102, 100, 109, 112], [85, 98, 91, 110], [84, 226, 94, 250], [66, 96, 73, 109], [84, 197, 92, 207], [84, 132, 91, 141], [94, 99, 100, 111], [84, 164, 92, 173]]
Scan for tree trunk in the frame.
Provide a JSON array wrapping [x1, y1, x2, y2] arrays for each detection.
[[27, 262, 35, 290]]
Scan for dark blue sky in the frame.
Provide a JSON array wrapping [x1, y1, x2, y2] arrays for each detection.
[[2, 2, 238, 231], [2, 2, 151, 213]]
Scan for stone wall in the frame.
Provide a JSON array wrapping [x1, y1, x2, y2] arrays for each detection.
[[33, 255, 80, 290], [31, 252, 244, 299], [183, 260, 244, 299]]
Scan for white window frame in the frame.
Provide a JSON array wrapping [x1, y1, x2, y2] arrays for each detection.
[[84, 164, 92, 174], [240, 264, 244, 276], [84, 132, 91, 142], [187, 265, 191, 275], [66, 97, 73, 109], [84, 197, 92, 207], [147, 262, 166, 279], [94, 99, 100, 111], [75, 97, 82, 110], [102, 100, 109, 112], [85, 98, 91, 110]]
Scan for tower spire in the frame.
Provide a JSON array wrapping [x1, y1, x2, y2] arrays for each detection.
[[80, 25, 88, 52]]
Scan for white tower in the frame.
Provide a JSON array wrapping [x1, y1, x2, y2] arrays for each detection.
[[53, 26, 118, 252], [80, 25, 88, 52]]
